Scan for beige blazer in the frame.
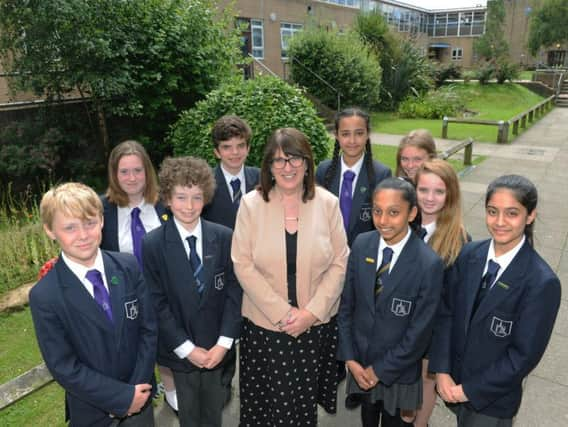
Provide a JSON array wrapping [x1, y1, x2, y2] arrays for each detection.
[[231, 186, 349, 331]]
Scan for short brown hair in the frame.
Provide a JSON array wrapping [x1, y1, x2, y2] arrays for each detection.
[[106, 140, 159, 207], [395, 129, 437, 178], [158, 156, 216, 205], [211, 115, 252, 149], [41, 182, 103, 230], [259, 128, 315, 203]]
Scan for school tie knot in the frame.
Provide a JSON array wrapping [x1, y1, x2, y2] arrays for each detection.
[[130, 207, 146, 269], [186, 236, 204, 294], [472, 259, 501, 316], [483, 259, 500, 290], [230, 178, 242, 206], [85, 269, 113, 323], [375, 247, 393, 297], [418, 227, 428, 240], [340, 170, 356, 231]]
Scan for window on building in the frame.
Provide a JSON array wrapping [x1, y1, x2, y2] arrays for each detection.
[[451, 48, 463, 60], [459, 11, 473, 36], [319, 0, 361, 8], [280, 22, 303, 59], [447, 13, 459, 36], [251, 19, 264, 59], [434, 13, 447, 37], [472, 11, 486, 35]]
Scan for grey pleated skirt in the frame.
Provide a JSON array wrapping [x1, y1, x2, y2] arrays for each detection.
[[346, 371, 423, 416]]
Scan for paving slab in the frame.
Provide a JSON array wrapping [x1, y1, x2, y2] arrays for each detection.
[[155, 108, 568, 426]]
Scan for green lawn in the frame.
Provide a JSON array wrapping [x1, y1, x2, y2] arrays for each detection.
[[518, 70, 534, 80], [0, 308, 66, 426], [371, 82, 546, 143], [371, 144, 485, 174]]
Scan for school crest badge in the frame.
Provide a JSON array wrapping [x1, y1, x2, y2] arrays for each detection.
[[124, 299, 139, 320], [214, 272, 225, 290], [490, 316, 512, 337], [391, 298, 412, 317], [360, 206, 371, 222]]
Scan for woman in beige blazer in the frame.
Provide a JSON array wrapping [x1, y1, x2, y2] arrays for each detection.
[[232, 128, 349, 426]]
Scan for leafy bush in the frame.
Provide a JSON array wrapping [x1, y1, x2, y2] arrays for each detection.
[[379, 42, 433, 111], [168, 76, 331, 167], [433, 62, 462, 87], [0, 185, 59, 295], [462, 70, 477, 84], [399, 86, 465, 119], [495, 61, 519, 84], [476, 63, 495, 85], [287, 28, 381, 109]]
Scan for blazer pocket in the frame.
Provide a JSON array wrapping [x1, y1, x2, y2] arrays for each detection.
[[213, 270, 225, 291], [389, 295, 414, 318], [123, 294, 140, 322], [486, 310, 515, 339]]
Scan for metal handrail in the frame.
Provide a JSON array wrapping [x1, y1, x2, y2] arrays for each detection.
[[289, 57, 341, 112], [555, 70, 566, 97], [246, 54, 278, 77]]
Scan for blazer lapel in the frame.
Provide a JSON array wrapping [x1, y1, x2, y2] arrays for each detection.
[[379, 233, 418, 308], [330, 167, 341, 196], [244, 166, 257, 192], [215, 166, 233, 206], [349, 168, 371, 233], [57, 259, 114, 332], [104, 253, 126, 343], [464, 241, 491, 333], [164, 221, 200, 302], [471, 241, 530, 324], [363, 232, 381, 313], [199, 221, 218, 305], [155, 201, 168, 224]]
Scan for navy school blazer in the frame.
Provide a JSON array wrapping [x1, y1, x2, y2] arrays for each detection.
[[429, 239, 561, 418], [142, 218, 242, 372], [100, 195, 168, 251], [202, 165, 260, 230], [316, 155, 391, 247], [29, 251, 157, 427], [337, 230, 444, 386]]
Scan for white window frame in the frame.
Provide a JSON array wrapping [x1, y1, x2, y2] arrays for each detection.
[[251, 19, 264, 59], [451, 47, 463, 61], [280, 22, 303, 59]]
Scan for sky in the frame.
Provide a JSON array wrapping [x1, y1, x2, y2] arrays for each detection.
[[397, 0, 487, 10]]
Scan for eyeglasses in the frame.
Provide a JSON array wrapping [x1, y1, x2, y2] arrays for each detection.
[[271, 156, 305, 169]]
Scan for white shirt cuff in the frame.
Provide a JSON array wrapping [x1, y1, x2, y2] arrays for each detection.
[[217, 336, 234, 349], [173, 340, 195, 359]]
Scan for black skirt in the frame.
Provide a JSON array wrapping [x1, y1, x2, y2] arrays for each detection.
[[239, 318, 339, 426]]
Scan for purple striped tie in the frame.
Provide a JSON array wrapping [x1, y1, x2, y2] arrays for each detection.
[[340, 170, 356, 231], [131, 207, 146, 268], [86, 269, 113, 323]]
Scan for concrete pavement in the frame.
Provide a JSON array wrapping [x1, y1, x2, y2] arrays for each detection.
[[155, 107, 568, 426]]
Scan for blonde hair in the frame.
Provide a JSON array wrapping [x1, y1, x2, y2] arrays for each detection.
[[106, 140, 159, 207], [395, 129, 437, 178], [41, 182, 103, 230], [415, 159, 467, 266]]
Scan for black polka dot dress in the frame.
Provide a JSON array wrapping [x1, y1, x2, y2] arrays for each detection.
[[239, 231, 339, 426]]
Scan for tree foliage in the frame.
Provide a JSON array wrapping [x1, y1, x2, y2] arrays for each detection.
[[0, 0, 241, 151], [474, 0, 509, 62], [354, 11, 432, 111], [528, 0, 568, 55], [169, 77, 330, 167], [287, 28, 381, 109]]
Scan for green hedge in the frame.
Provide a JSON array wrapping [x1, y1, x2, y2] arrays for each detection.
[[168, 76, 331, 166], [288, 28, 381, 109]]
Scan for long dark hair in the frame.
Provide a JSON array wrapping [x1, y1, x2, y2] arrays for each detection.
[[323, 107, 376, 190], [485, 175, 537, 247]]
